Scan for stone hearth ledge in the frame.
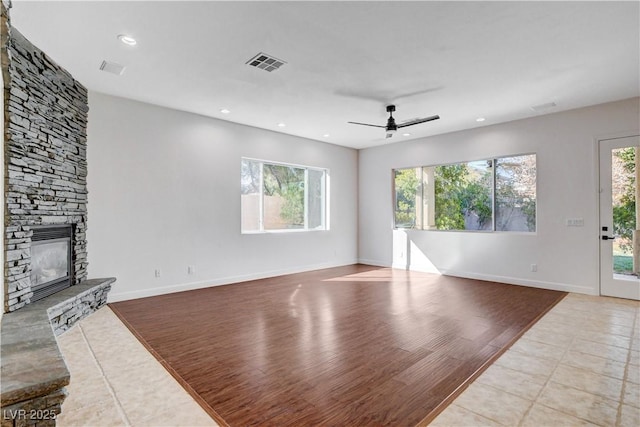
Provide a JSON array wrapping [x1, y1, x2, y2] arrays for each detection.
[[1, 278, 115, 424]]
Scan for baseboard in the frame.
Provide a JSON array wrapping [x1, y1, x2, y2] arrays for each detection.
[[389, 261, 442, 274], [357, 258, 391, 268], [360, 259, 597, 296], [110, 259, 597, 302], [107, 259, 359, 302], [433, 267, 597, 295]]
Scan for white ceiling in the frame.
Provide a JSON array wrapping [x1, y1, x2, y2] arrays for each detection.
[[10, 1, 640, 149]]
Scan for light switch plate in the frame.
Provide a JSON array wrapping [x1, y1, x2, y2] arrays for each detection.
[[566, 218, 585, 227]]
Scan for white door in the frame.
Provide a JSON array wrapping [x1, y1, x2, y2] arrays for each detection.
[[599, 135, 640, 300]]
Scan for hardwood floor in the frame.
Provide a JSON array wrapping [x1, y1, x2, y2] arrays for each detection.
[[110, 265, 567, 426]]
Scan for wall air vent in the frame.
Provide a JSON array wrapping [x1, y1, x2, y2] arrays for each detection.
[[246, 52, 286, 72], [99, 60, 125, 76]]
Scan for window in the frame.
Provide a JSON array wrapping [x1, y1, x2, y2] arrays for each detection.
[[241, 158, 328, 232], [393, 154, 536, 232], [394, 168, 421, 229], [495, 155, 537, 231]]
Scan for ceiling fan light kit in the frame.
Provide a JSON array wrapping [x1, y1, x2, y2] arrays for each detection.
[[348, 104, 439, 139]]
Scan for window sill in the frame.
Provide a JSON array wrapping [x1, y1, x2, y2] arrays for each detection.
[[242, 228, 328, 234]]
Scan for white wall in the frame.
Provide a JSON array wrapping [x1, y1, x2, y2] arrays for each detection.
[[87, 92, 358, 302], [359, 98, 640, 295]]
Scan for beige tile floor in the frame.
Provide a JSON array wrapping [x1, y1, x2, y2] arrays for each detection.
[[432, 293, 640, 427], [55, 307, 217, 427], [55, 293, 639, 427]]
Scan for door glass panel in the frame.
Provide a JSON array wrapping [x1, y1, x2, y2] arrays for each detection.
[[611, 147, 636, 278]]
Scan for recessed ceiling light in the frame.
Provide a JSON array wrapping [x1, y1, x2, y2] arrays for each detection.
[[323, 134, 330, 138], [277, 123, 286, 127], [117, 34, 137, 46], [220, 109, 230, 114], [476, 117, 486, 122], [402, 133, 411, 137]]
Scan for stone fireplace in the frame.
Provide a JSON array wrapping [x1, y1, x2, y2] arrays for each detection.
[[1, 3, 115, 425], [2, 10, 88, 312]]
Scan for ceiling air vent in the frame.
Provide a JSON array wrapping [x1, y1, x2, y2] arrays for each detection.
[[530, 102, 557, 112], [246, 52, 286, 72], [99, 60, 125, 76]]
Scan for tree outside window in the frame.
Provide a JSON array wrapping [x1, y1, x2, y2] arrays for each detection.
[[393, 154, 536, 232]]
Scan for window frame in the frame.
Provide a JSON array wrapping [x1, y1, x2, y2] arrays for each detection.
[[392, 153, 537, 233], [241, 158, 329, 234]]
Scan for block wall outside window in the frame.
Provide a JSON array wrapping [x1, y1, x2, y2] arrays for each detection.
[[241, 159, 328, 233]]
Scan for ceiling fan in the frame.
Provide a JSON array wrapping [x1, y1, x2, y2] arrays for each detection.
[[348, 105, 440, 139]]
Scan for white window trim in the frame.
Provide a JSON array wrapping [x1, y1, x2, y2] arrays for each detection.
[[241, 158, 329, 234]]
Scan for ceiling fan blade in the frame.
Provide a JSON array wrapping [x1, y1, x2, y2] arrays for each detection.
[[347, 121, 386, 128], [397, 115, 440, 128]]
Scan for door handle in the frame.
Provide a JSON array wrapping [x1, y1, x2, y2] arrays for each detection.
[[602, 235, 616, 240]]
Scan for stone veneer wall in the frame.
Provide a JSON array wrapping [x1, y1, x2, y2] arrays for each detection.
[[48, 280, 112, 336], [2, 2, 89, 312]]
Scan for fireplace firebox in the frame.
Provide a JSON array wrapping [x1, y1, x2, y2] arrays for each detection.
[[30, 225, 73, 302]]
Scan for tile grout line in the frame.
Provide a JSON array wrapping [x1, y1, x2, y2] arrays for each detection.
[[454, 302, 574, 426], [520, 342, 608, 426], [516, 303, 578, 427], [519, 298, 637, 426], [456, 381, 534, 426], [441, 404, 499, 426], [533, 300, 639, 427], [450, 305, 571, 426], [615, 306, 638, 427], [78, 323, 132, 427], [523, 304, 637, 426]]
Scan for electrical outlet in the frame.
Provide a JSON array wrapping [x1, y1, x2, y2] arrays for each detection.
[[188, 265, 195, 275], [530, 264, 537, 272], [154, 269, 161, 278]]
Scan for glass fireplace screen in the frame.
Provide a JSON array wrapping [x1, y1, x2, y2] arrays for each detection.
[[30, 238, 70, 286], [30, 225, 73, 301]]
